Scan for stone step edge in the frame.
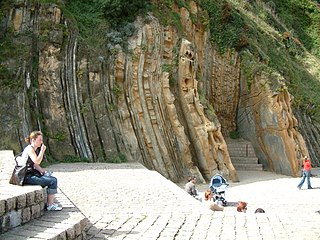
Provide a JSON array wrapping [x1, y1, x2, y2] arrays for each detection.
[[1, 150, 49, 234], [228, 152, 257, 158], [1, 150, 88, 239], [233, 164, 263, 170], [231, 157, 259, 164], [0, 185, 47, 233], [233, 163, 263, 166], [1, 150, 49, 233], [0, 211, 88, 240], [226, 139, 257, 158], [0, 188, 88, 239]]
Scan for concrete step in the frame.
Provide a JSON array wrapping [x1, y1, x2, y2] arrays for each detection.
[[0, 150, 88, 239], [0, 185, 46, 233], [233, 163, 263, 171], [228, 146, 256, 157], [0, 189, 88, 240], [230, 156, 259, 164], [226, 138, 263, 171], [226, 138, 256, 157], [0, 150, 47, 233]]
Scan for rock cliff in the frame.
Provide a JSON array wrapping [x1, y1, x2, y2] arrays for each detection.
[[0, 1, 318, 182], [237, 72, 308, 176]]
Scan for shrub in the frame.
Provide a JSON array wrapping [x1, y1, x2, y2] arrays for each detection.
[[229, 131, 240, 139], [106, 152, 127, 163]]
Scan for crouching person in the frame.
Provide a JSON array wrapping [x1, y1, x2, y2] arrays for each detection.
[[22, 131, 62, 211], [185, 176, 202, 201]]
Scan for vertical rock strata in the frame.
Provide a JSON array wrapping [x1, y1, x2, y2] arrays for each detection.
[[0, 1, 311, 181], [178, 39, 238, 181], [237, 74, 308, 176]]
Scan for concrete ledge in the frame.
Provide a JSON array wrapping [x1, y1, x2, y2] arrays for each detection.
[[0, 187, 88, 239], [1, 211, 87, 240], [0, 150, 88, 239], [0, 185, 46, 233], [0, 149, 47, 233], [230, 156, 259, 164], [233, 163, 263, 171]]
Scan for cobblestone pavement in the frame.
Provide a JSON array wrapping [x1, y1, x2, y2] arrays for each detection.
[[49, 163, 320, 240]]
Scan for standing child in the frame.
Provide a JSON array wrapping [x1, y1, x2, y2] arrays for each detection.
[[297, 156, 312, 190]]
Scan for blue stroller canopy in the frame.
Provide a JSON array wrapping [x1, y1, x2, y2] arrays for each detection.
[[209, 174, 229, 194]]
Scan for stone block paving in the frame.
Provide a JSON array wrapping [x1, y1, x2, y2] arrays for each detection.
[[48, 163, 320, 240]]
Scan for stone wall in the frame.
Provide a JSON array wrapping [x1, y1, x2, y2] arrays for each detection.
[[0, 188, 46, 233]]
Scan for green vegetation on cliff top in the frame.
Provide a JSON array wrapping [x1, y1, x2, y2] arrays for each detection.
[[195, 0, 320, 119], [45, 0, 320, 121]]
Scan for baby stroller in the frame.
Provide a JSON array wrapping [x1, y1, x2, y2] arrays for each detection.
[[209, 174, 229, 206]]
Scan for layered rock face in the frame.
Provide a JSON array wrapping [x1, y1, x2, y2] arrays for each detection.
[[294, 109, 320, 168], [0, 1, 312, 181], [237, 74, 308, 176]]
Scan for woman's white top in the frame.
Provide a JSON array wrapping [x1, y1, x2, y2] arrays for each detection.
[[17, 145, 32, 165]]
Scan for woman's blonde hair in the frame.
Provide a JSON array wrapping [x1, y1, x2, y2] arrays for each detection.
[[25, 131, 43, 143]]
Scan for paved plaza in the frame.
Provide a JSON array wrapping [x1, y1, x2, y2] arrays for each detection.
[[47, 162, 320, 240]]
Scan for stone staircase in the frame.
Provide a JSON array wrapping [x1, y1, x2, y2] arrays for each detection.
[[0, 150, 88, 239], [226, 138, 263, 171]]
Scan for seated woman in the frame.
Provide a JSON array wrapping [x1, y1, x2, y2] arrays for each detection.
[[22, 131, 62, 211], [203, 190, 224, 211]]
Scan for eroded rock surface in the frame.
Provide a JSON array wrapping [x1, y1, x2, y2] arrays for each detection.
[[0, 1, 312, 181], [237, 74, 308, 176]]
